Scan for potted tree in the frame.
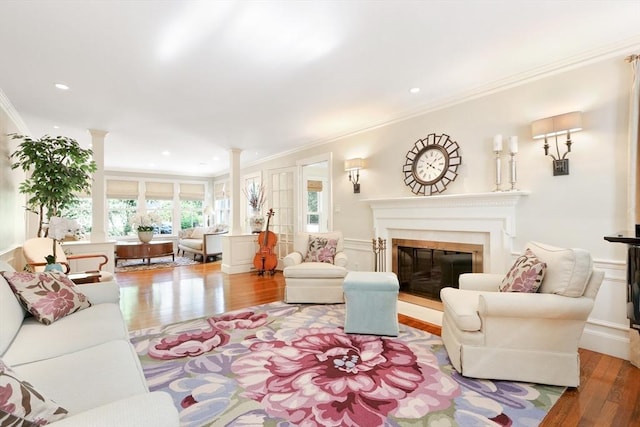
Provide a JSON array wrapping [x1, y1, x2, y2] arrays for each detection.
[[10, 134, 97, 240]]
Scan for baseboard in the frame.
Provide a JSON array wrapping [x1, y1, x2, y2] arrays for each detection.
[[397, 300, 443, 327], [221, 263, 255, 274], [580, 319, 630, 360]]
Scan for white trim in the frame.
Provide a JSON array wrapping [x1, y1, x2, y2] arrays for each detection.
[[366, 191, 530, 274], [343, 238, 633, 360], [0, 88, 29, 134], [242, 38, 640, 173]]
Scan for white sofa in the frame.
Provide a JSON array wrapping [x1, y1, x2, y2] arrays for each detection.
[[0, 261, 179, 426], [177, 226, 228, 262]]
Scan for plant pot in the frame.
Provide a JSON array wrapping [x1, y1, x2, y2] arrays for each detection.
[[138, 230, 154, 243], [44, 263, 64, 272], [249, 209, 265, 234]]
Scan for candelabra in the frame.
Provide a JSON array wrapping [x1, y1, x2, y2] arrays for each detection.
[[493, 150, 502, 192], [508, 152, 518, 191], [493, 134, 518, 191]]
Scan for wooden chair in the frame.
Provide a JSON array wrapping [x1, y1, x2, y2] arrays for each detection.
[[23, 238, 115, 284]]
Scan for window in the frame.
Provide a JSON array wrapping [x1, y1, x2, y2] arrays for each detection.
[[107, 199, 138, 237], [103, 178, 208, 238], [179, 183, 205, 229], [144, 182, 174, 234], [306, 190, 320, 232], [107, 179, 139, 237], [60, 197, 92, 236], [181, 200, 203, 229], [300, 158, 329, 233], [214, 181, 229, 226], [146, 199, 173, 234]]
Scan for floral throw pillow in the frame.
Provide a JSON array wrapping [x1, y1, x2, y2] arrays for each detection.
[[304, 236, 338, 264], [500, 249, 547, 293], [0, 358, 68, 425], [1, 271, 92, 325]]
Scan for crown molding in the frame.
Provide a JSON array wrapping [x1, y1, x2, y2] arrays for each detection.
[[243, 35, 640, 173], [0, 88, 29, 134]]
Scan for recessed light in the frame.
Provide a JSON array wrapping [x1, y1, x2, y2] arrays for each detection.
[[409, 87, 420, 94], [53, 125, 59, 129], [161, 151, 170, 156], [212, 156, 220, 161], [54, 83, 69, 90]]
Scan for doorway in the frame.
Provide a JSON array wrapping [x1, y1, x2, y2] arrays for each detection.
[[299, 154, 332, 233]]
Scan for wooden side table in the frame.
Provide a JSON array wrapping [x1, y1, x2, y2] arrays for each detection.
[[115, 240, 174, 266], [68, 272, 101, 284]]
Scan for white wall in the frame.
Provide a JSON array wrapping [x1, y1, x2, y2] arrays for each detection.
[[238, 54, 634, 359], [0, 91, 27, 266], [2, 52, 634, 359]]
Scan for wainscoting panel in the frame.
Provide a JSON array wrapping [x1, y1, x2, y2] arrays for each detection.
[[0, 246, 23, 270], [343, 239, 632, 360]]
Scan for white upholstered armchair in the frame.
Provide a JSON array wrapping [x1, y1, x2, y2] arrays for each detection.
[[440, 241, 604, 387], [283, 231, 348, 303]]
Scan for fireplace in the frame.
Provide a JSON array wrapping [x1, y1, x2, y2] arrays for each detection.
[[392, 239, 483, 301], [366, 191, 528, 317]]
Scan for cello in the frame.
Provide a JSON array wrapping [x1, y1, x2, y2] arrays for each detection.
[[253, 208, 278, 275]]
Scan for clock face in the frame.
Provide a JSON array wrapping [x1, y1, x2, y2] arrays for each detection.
[[413, 145, 448, 185], [403, 133, 461, 195]]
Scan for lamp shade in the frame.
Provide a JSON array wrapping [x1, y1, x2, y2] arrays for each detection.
[[531, 117, 554, 139], [344, 158, 365, 171], [553, 111, 582, 134], [532, 111, 583, 139], [204, 205, 214, 215]]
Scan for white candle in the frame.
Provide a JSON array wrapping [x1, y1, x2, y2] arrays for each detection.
[[493, 135, 503, 152], [509, 136, 518, 154]]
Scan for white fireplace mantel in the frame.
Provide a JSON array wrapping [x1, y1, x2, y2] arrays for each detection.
[[363, 191, 529, 210], [364, 191, 530, 274]]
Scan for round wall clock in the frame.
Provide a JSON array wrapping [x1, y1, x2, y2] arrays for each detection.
[[402, 133, 461, 195]]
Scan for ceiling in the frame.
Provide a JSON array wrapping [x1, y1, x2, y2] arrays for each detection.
[[1, 1, 639, 177]]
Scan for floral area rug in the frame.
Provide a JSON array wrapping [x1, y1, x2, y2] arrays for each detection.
[[130, 302, 564, 427], [115, 256, 201, 272]]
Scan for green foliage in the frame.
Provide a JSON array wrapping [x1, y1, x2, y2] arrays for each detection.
[[180, 200, 203, 229], [107, 199, 137, 237], [10, 134, 97, 237]]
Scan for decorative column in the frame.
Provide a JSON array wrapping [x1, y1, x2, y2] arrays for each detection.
[[88, 129, 107, 242], [229, 148, 242, 235]]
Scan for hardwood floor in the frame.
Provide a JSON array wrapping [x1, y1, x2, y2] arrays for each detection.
[[116, 262, 640, 427]]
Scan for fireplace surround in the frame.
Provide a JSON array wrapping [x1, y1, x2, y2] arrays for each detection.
[[366, 191, 529, 316]]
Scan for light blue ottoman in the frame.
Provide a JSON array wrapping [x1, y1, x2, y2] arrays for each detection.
[[343, 271, 399, 336]]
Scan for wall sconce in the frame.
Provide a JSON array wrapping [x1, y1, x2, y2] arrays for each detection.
[[531, 111, 583, 176], [344, 158, 366, 193]]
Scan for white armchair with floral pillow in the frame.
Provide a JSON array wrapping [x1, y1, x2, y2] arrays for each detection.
[[440, 241, 604, 387], [283, 231, 348, 303]]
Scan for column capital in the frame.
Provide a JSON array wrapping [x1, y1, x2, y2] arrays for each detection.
[[88, 129, 108, 139]]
